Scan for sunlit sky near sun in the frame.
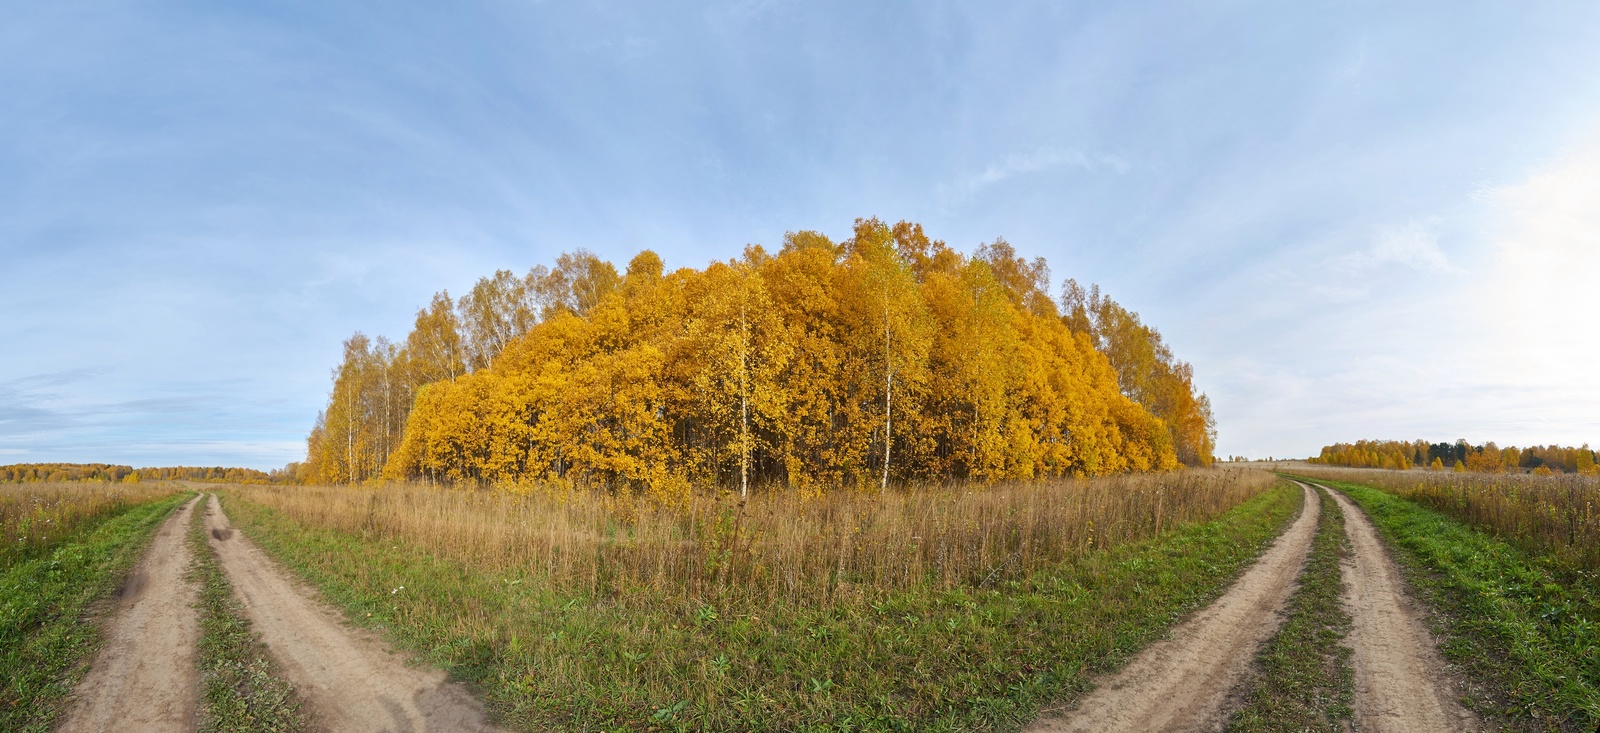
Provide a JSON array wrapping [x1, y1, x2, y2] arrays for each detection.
[[3, 2, 1599, 469]]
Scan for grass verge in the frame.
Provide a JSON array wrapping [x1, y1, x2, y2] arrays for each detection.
[[221, 481, 1302, 732], [1298, 476, 1600, 731], [1, 482, 182, 568], [1226, 483, 1353, 732], [187, 494, 305, 733], [0, 491, 192, 732]]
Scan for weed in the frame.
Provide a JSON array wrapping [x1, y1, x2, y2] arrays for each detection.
[[1304, 477, 1600, 731], [187, 495, 306, 733], [221, 472, 1297, 731], [0, 492, 190, 732], [1226, 484, 1353, 731], [1, 482, 181, 568], [226, 469, 1274, 606], [1294, 467, 1600, 571]]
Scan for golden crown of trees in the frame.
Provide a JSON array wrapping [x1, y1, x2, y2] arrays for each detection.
[[0, 464, 278, 484], [1311, 439, 1599, 475], [304, 219, 1216, 496]]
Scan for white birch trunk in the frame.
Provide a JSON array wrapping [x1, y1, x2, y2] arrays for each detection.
[[882, 294, 892, 492], [740, 298, 750, 499]]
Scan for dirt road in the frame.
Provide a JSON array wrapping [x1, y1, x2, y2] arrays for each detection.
[[1027, 481, 1320, 733], [58, 495, 203, 733], [201, 494, 504, 733], [1321, 484, 1478, 733]]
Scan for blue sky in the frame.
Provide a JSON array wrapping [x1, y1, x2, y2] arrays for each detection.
[[4, 1, 1598, 468]]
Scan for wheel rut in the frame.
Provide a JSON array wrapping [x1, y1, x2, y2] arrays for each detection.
[[1319, 483, 1479, 733], [1027, 481, 1320, 732], [59, 495, 203, 733], [201, 493, 505, 733]]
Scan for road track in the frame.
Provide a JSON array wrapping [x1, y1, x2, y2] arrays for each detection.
[[58, 495, 203, 733], [201, 493, 504, 733], [1027, 481, 1320, 732], [1319, 482, 1478, 732]]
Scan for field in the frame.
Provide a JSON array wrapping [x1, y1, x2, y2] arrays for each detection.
[[13, 468, 1600, 731], [0, 483, 188, 732], [220, 469, 1293, 730], [1289, 466, 1600, 569], [1290, 469, 1600, 729], [1, 482, 182, 566]]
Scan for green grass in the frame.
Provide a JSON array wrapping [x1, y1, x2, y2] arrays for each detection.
[[187, 495, 306, 733], [0, 491, 193, 732], [1226, 483, 1353, 732], [1298, 477, 1600, 731], [221, 482, 1303, 732]]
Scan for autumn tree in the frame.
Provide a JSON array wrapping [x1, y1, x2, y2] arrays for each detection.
[[406, 292, 466, 385], [1061, 280, 1216, 466], [323, 220, 1200, 491], [305, 333, 409, 484], [458, 270, 539, 371], [533, 250, 622, 319]]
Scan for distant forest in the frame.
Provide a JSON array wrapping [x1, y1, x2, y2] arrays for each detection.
[[302, 219, 1217, 494], [0, 463, 280, 484], [1311, 439, 1599, 475]]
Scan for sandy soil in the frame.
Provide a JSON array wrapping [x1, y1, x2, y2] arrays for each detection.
[[1026, 481, 1320, 733], [58, 495, 203, 733], [1322, 485, 1479, 733], [202, 494, 504, 733]]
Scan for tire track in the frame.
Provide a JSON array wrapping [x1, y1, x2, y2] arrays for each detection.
[[1319, 484, 1479, 733], [202, 494, 504, 733], [58, 495, 203, 733], [1027, 481, 1320, 732]]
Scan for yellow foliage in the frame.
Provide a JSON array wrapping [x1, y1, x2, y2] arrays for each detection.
[[1314, 438, 1599, 476], [319, 220, 1208, 490]]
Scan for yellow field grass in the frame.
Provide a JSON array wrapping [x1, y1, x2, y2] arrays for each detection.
[[230, 468, 1275, 606], [1293, 466, 1600, 570], [0, 482, 182, 563]]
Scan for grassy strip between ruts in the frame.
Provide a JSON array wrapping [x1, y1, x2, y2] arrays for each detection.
[[220, 481, 1301, 732], [1295, 476, 1600, 731], [1225, 483, 1353, 732], [187, 494, 306, 733], [0, 491, 193, 732]]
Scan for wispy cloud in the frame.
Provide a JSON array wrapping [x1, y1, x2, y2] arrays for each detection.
[[1476, 141, 1600, 256], [1468, 138, 1600, 384], [5, 368, 108, 391], [6, 1, 1600, 466], [0, 371, 103, 435], [1331, 221, 1453, 273], [951, 148, 1128, 198]]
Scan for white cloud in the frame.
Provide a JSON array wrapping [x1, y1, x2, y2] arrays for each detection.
[[952, 147, 1127, 197], [1470, 138, 1600, 385], [1210, 138, 1600, 459], [1333, 221, 1453, 273], [1304, 283, 1366, 303], [1477, 144, 1600, 261]]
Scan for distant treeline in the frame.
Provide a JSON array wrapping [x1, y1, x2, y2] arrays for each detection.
[[0, 463, 281, 484], [305, 219, 1217, 493], [1311, 440, 1598, 475]]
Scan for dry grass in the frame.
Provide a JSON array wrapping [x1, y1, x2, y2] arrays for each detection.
[[0, 482, 181, 566], [1292, 466, 1600, 571], [230, 468, 1273, 608], [225, 469, 1291, 729]]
